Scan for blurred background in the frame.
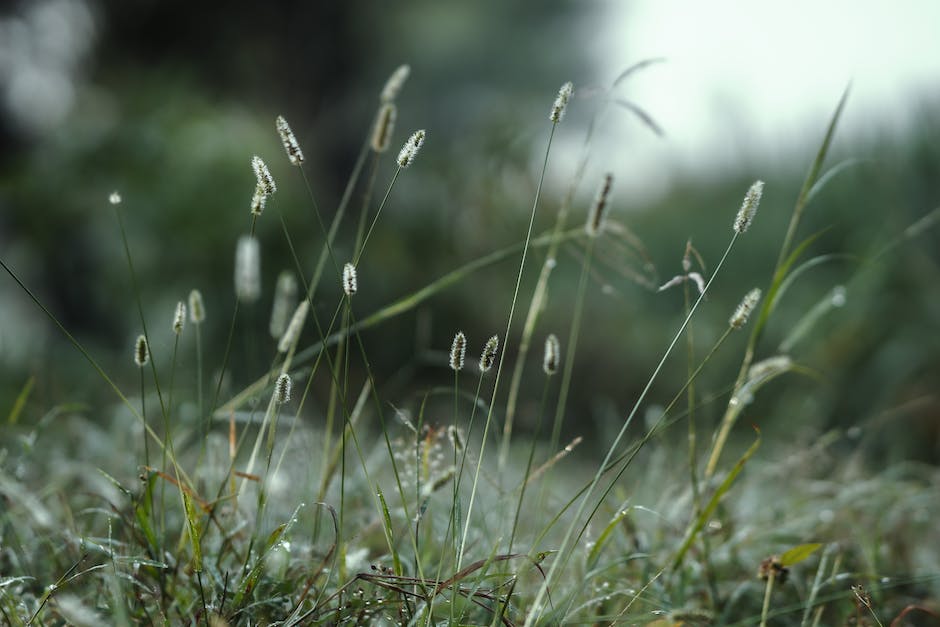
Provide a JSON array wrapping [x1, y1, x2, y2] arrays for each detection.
[[2, 0, 939, 465]]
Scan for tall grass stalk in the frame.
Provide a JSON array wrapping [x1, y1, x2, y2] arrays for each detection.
[[458, 117, 558, 572], [525, 232, 741, 625]]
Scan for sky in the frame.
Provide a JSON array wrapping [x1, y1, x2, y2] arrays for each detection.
[[590, 0, 940, 201]]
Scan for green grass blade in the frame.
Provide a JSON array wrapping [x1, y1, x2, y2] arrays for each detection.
[[6, 376, 34, 425]]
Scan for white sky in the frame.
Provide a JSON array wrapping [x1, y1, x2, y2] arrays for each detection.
[[589, 0, 940, 202]]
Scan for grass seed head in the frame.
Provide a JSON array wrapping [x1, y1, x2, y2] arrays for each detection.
[[543, 333, 561, 376], [269, 271, 298, 340], [342, 262, 358, 296], [397, 129, 425, 168], [371, 102, 397, 153], [277, 300, 309, 354], [188, 289, 205, 324], [251, 155, 277, 196], [449, 331, 467, 371], [733, 180, 764, 234], [172, 301, 186, 335], [108, 191, 121, 205], [235, 235, 261, 303], [586, 173, 614, 237], [274, 373, 292, 404], [550, 81, 573, 123], [134, 334, 149, 367], [730, 287, 761, 329], [380, 64, 410, 102], [249, 184, 268, 216], [275, 115, 304, 166], [479, 334, 499, 373]]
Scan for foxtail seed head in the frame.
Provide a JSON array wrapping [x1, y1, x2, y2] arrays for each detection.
[[397, 129, 425, 168], [173, 301, 186, 335], [235, 235, 261, 303], [109, 191, 121, 205], [342, 263, 358, 296], [371, 103, 397, 153], [733, 180, 764, 234], [251, 155, 277, 196], [188, 289, 205, 324], [449, 331, 466, 371], [380, 64, 410, 102], [278, 300, 309, 353], [479, 335, 499, 373], [275, 115, 304, 166], [730, 288, 761, 329], [134, 334, 149, 367], [543, 334, 560, 376], [586, 173, 614, 237], [269, 271, 298, 340], [550, 81, 573, 123], [274, 373, 292, 404], [249, 184, 267, 216]]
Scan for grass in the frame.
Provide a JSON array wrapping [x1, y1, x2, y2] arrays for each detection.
[[2, 67, 940, 626]]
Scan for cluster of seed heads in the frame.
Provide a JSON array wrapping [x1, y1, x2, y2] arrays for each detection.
[[550, 81, 573, 123], [274, 373, 292, 404], [586, 173, 613, 237], [342, 262, 358, 296], [396, 130, 425, 168], [733, 180, 764, 234], [449, 331, 467, 371], [543, 334, 560, 376], [249, 155, 277, 216], [730, 288, 761, 329], [275, 115, 304, 166]]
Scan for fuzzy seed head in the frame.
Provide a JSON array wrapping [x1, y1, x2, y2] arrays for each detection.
[[278, 300, 309, 353], [550, 81, 573, 123], [109, 191, 121, 205], [274, 373, 292, 404], [269, 271, 298, 340], [543, 334, 561, 376], [479, 335, 499, 373], [173, 301, 186, 335], [733, 180, 764, 234], [188, 289, 205, 324], [275, 115, 304, 166], [134, 334, 149, 367], [251, 155, 277, 196], [235, 235, 261, 303], [397, 129, 425, 168], [449, 331, 466, 371], [380, 64, 410, 102], [249, 184, 268, 216], [586, 173, 614, 237], [730, 288, 761, 329], [342, 263, 358, 296], [371, 103, 397, 153]]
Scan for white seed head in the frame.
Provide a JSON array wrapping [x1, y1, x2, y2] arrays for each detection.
[[479, 335, 499, 373], [278, 300, 309, 353], [188, 289, 206, 324], [550, 81, 573, 123], [269, 271, 299, 340], [274, 373, 292, 404], [275, 115, 304, 166], [342, 262, 358, 296], [586, 173, 613, 237], [235, 235, 262, 303], [543, 334, 561, 376], [371, 103, 397, 153], [449, 331, 466, 372], [733, 180, 764, 234], [173, 301, 186, 335], [109, 191, 121, 205], [380, 64, 410, 102], [134, 334, 149, 367], [730, 288, 761, 329], [251, 155, 277, 196], [396, 129, 425, 168], [249, 184, 268, 216]]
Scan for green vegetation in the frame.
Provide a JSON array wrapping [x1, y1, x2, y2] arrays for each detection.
[[2, 67, 939, 626]]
